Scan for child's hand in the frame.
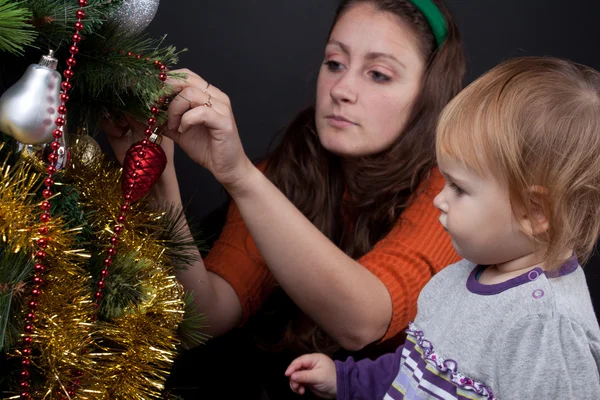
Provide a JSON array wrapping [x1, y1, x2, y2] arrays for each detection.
[[285, 353, 337, 398]]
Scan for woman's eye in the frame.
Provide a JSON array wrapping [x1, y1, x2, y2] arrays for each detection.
[[369, 70, 392, 82], [324, 60, 344, 72]]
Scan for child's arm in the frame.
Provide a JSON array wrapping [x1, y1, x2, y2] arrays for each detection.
[[286, 346, 404, 400], [496, 315, 600, 399]]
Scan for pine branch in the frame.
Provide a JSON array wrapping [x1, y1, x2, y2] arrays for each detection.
[[50, 183, 94, 243], [0, 0, 37, 55], [25, 0, 123, 49], [177, 291, 210, 349], [0, 1, 185, 135], [156, 202, 205, 271], [0, 250, 33, 351], [91, 252, 151, 321], [68, 31, 186, 135]]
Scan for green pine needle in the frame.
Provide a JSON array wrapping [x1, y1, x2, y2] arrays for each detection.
[[0, 250, 33, 351], [95, 252, 151, 320], [157, 202, 206, 270], [0, 0, 37, 55], [178, 291, 210, 349]]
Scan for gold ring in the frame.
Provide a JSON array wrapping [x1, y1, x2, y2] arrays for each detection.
[[178, 94, 192, 106], [203, 82, 210, 93], [203, 93, 212, 107]]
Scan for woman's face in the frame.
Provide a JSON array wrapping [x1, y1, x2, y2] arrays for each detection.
[[315, 3, 426, 157]]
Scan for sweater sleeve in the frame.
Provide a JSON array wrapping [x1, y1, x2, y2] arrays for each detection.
[[203, 199, 276, 325], [358, 168, 459, 341], [335, 345, 404, 400]]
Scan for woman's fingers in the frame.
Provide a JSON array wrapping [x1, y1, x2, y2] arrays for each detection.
[[167, 86, 229, 132], [179, 103, 233, 134], [166, 68, 230, 105]]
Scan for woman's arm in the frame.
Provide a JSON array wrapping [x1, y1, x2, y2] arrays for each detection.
[[152, 167, 244, 337], [230, 165, 392, 350]]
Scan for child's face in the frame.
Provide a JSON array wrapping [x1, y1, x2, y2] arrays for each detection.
[[433, 157, 535, 266]]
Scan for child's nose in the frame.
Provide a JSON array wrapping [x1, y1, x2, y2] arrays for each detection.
[[433, 191, 447, 212]]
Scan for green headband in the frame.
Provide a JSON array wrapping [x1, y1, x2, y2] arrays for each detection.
[[409, 0, 448, 47]]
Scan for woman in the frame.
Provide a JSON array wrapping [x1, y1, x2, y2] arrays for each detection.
[[106, 0, 465, 397]]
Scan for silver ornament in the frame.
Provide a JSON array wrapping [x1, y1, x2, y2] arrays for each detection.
[[109, 0, 160, 36], [17, 128, 70, 172], [0, 50, 62, 145]]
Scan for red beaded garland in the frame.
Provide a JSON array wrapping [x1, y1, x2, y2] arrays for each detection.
[[19, 2, 88, 396], [92, 49, 169, 314]]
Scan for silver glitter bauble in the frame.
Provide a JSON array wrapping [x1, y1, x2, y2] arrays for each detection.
[[0, 51, 62, 145], [109, 0, 160, 36], [17, 128, 70, 172]]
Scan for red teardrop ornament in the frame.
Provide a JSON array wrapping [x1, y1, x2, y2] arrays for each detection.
[[121, 139, 166, 202]]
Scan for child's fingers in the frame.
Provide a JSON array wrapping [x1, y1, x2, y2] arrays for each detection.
[[289, 380, 304, 394], [291, 369, 324, 386], [285, 354, 319, 376]]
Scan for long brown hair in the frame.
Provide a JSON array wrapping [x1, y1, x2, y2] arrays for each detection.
[[257, 0, 465, 354]]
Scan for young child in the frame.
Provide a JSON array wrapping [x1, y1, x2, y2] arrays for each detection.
[[285, 56, 600, 399]]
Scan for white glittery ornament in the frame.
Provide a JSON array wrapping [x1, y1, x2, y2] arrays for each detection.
[[0, 51, 62, 145], [109, 0, 160, 36]]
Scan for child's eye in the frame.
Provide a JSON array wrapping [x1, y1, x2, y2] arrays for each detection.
[[450, 182, 465, 196]]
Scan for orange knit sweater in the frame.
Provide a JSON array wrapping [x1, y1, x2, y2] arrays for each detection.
[[204, 168, 460, 341]]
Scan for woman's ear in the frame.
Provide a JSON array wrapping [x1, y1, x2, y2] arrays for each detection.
[[516, 185, 549, 236], [101, 114, 131, 138]]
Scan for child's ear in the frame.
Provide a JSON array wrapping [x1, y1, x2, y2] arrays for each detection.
[[516, 186, 549, 236]]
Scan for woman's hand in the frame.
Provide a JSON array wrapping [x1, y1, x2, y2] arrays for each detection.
[[102, 114, 175, 167], [163, 69, 254, 192], [102, 114, 180, 204]]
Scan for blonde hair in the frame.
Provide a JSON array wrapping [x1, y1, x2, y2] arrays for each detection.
[[436, 56, 600, 268]]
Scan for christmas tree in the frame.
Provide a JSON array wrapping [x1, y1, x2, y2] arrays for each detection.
[[0, 1, 206, 398]]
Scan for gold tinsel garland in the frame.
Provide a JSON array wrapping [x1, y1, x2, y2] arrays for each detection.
[[2, 137, 186, 399]]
